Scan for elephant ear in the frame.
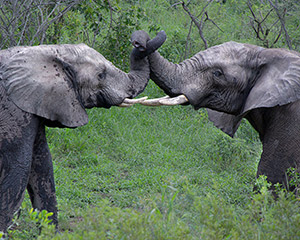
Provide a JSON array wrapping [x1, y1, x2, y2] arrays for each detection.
[[207, 109, 242, 137], [242, 48, 300, 114], [207, 48, 300, 137], [2, 45, 88, 128]]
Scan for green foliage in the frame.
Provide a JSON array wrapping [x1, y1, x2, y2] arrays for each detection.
[[46, 0, 151, 69], [177, 176, 300, 240], [41, 199, 190, 240], [286, 167, 300, 195], [5, 201, 55, 240]]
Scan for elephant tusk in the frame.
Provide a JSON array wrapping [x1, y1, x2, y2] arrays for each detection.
[[119, 96, 149, 107], [159, 95, 189, 106], [138, 96, 169, 106], [123, 96, 148, 104], [140, 95, 189, 106], [119, 103, 133, 107]]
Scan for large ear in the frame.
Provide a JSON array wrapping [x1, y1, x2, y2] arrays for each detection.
[[206, 109, 242, 137], [2, 45, 88, 128], [242, 48, 300, 114]]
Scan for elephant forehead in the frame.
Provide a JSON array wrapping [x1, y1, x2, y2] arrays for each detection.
[[78, 51, 116, 72], [80, 49, 107, 63], [200, 41, 259, 67]]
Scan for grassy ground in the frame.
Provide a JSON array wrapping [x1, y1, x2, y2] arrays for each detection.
[[6, 82, 300, 239]]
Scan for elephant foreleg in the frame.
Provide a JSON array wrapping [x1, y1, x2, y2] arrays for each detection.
[[0, 161, 30, 231], [27, 122, 58, 226], [0, 114, 38, 232]]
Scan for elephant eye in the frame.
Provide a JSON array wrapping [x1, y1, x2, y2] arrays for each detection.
[[98, 72, 106, 80], [213, 70, 223, 78]]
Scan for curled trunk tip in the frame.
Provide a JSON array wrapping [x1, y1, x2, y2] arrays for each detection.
[[131, 30, 167, 59]]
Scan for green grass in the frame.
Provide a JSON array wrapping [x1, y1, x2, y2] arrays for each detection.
[[6, 82, 300, 239]]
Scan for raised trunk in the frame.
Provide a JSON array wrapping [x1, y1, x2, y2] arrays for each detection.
[[148, 50, 204, 105], [127, 54, 150, 98], [148, 51, 183, 97], [128, 31, 167, 98]]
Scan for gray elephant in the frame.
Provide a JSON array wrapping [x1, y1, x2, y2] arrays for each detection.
[[139, 38, 300, 189], [0, 30, 166, 232]]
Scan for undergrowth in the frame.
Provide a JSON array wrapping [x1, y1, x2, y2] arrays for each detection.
[[6, 82, 300, 239]]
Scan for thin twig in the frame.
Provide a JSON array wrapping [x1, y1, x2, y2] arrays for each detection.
[[106, 0, 114, 29], [181, 1, 209, 49], [204, 12, 223, 32], [184, 20, 193, 59], [267, 0, 292, 49]]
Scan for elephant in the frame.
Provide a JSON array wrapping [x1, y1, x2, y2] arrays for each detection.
[[0, 30, 166, 232], [138, 37, 300, 189]]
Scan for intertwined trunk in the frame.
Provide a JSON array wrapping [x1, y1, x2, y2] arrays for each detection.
[[128, 31, 167, 98]]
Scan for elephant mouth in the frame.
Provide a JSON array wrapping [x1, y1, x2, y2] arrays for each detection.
[[85, 93, 113, 109], [86, 92, 150, 109]]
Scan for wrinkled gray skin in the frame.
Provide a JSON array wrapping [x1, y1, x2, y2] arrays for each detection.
[[144, 40, 300, 188], [0, 30, 166, 232]]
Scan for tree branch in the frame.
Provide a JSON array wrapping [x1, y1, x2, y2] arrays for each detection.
[[181, 1, 212, 49], [0, 0, 79, 48], [267, 0, 292, 49]]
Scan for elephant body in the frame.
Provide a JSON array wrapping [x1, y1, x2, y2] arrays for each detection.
[[245, 101, 300, 185], [139, 38, 300, 188], [0, 30, 166, 232]]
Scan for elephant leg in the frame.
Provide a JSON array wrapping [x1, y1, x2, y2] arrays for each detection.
[[0, 114, 39, 232], [257, 144, 298, 188], [0, 160, 30, 231], [256, 106, 300, 189], [27, 122, 58, 226]]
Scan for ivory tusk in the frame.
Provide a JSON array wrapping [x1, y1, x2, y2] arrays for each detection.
[[118, 103, 133, 108], [139, 96, 170, 106], [122, 96, 148, 104], [119, 96, 149, 107], [140, 95, 188, 106], [159, 95, 189, 106]]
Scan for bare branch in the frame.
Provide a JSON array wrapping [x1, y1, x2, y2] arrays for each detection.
[[204, 12, 223, 33], [247, 0, 289, 48], [181, 1, 212, 49], [29, 1, 78, 45], [184, 20, 193, 59], [271, 24, 282, 47], [0, 0, 79, 48], [196, 0, 212, 19], [106, 0, 114, 29], [170, 1, 191, 9], [267, 0, 292, 49]]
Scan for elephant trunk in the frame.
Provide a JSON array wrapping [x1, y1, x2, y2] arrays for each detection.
[[149, 51, 183, 97], [147, 50, 201, 104], [127, 31, 167, 98]]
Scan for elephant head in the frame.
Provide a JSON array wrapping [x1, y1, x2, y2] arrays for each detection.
[[0, 30, 166, 128], [141, 41, 300, 137]]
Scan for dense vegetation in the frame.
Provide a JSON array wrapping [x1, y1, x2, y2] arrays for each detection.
[[1, 0, 300, 239]]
